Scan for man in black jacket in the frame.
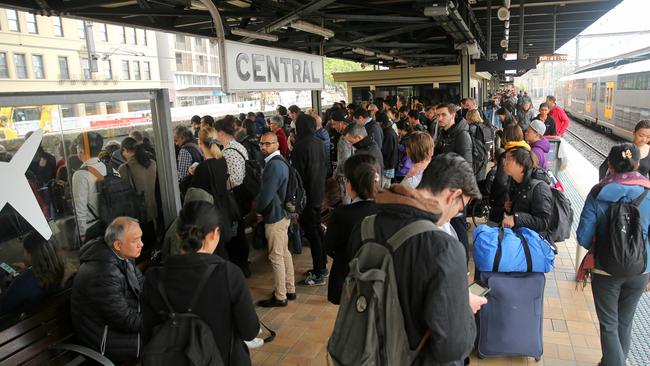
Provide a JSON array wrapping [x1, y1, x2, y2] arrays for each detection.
[[347, 153, 487, 365], [434, 103, 474, 261], [344, 123, 384, 175], [71, 217, 144, 363], [353, 108, 383, 150], [435, 103, 473, 166], [292, 114, 328, 286]]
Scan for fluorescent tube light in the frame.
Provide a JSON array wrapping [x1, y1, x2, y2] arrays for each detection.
[[290, 20, 334, 39], [231, 27, 278, 42]]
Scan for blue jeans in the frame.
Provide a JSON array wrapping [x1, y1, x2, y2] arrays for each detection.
[[591, 273, 649, 366]]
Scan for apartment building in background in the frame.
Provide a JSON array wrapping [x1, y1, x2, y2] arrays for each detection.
[[0, 7, 226, 115]]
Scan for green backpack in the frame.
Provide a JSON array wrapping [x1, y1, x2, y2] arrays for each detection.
[[327, 215, 436, 365]]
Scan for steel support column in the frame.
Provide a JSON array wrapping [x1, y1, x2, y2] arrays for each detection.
[[151, 89, 181, 228], [487, 0, 492, 59], [460, 48, 471, 99], [198, 0, 228, 92], [518, 0, 525, 59]]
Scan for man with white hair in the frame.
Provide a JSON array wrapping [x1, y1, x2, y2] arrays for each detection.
[[71, 217, 144, 363]]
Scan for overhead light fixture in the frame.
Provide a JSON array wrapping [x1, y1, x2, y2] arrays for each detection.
[[424, 3, 449, 17], [289, 20, 334, 39], [231, 27, 278, 42], [376, 53, 394, 61], [352, 47, 374, 57], [497, 7, 510, 21]]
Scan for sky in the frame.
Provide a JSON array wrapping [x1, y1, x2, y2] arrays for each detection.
[[557, 0, 650, 67]]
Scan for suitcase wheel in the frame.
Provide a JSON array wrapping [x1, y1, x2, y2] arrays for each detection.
[[534, 357, 542, 362]]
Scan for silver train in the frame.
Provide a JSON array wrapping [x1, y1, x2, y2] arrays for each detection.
[[558, 58, 650, 141]]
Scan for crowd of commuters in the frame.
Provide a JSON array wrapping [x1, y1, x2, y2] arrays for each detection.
[[2, 88, 650, 366]]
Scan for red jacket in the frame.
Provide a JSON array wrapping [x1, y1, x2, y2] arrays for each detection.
[[275, 128, 289, 158], [550, 106, 570, 136]]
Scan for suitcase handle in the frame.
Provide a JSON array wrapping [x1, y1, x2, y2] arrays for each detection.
[[492, 228, 533, 272]]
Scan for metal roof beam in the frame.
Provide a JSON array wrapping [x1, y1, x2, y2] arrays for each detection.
[[239, 0, 336, 43], [321, 14, 431, 22]]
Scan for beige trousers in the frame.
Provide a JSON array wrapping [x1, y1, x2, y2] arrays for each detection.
[[265, 217, 295, 300]]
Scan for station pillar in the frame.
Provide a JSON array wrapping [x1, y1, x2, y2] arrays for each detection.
[[460, 48, 471, 99], [311, 90, 322, 115]]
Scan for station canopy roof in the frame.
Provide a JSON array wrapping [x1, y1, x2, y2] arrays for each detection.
[[1, 0, 621, 71]]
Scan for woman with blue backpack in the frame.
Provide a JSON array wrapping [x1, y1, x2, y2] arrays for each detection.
[[577, 143, 650, 366]]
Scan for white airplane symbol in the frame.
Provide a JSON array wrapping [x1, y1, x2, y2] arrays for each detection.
[[0, 129, 52, 240]]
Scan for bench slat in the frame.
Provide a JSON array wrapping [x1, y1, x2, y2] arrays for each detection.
[[0, 330, 71, 366]]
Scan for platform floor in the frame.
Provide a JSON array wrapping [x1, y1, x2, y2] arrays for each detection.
[[245, 138, 648, 366]]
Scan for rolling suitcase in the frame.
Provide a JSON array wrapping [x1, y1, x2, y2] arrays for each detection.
[[477, 271, 545, 361]]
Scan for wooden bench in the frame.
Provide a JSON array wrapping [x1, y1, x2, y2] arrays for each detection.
[[0, 289, 114, 366]]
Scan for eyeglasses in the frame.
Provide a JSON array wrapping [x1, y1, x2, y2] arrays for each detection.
[[259, 141, 277, 147]]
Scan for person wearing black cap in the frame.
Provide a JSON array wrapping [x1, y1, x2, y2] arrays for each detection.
[[292, 114, 328, 286]]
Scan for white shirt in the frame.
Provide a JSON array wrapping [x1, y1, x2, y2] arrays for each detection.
[[264, 150, 281, 165], [222, 139, 248, 187], [72, 158, 116, 236]]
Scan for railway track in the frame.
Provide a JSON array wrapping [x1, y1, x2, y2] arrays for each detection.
[[564, 128, 607, 159]]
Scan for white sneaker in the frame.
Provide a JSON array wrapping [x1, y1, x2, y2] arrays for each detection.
[[245, 337, 264, 349]]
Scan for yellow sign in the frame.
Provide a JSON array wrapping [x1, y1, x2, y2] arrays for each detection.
[[538, 54, 569, 62]]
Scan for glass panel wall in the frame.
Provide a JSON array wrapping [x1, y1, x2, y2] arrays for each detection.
[[0, 90, 175, 324]]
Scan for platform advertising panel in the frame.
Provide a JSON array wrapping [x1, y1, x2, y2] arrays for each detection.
[[224, 40, 324, 91]]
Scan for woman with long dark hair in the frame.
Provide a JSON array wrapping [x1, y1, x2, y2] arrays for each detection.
[[119, 137, 158, 257], [326, 154, 379, 304], [577, 143, 650, 366], [142, 201, 260, 365], [0, 232, 73, 314], [501, 146, 552, 237]]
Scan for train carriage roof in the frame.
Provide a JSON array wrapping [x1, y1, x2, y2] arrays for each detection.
[[560, 58, 650, 81]]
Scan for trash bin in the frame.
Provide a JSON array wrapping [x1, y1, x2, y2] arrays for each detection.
[[545, 137, 561, 176]]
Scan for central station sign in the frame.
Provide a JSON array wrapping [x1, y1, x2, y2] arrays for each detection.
[[224, 40, 325, 91]]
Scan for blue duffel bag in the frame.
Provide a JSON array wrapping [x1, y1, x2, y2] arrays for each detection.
[[473, 225, 556, 273]]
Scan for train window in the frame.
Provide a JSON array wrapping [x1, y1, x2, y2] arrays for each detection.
[[618, 71, 650, 90], [599, 83, 606, 103], [591, 86, 596, 102]]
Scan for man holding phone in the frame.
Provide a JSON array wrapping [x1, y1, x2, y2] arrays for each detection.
[[347, 153, 488, 365]]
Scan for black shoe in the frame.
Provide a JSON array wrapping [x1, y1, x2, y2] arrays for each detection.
[[303, 268, 330, 278], [269, 292, 296, 301], [257, 296, 288, 308]]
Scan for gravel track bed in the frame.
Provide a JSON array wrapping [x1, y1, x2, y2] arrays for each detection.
[[563, 119, 620, 168]]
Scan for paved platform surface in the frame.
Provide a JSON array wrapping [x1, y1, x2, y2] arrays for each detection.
[[244, 138, 648, 366]]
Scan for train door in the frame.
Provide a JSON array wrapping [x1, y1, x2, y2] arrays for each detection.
[[585, 83, 592, 113], [604, 81, 615, 119]]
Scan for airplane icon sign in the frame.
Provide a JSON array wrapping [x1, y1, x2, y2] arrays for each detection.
[[0, 129, 52, 240]]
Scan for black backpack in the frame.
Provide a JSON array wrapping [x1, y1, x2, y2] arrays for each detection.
[[272, 156, 306, 214], [142, 264, 225, 366], [596, 189, 649, 277], [84, 162, 146, 224], [224, 147, 262, 199], [466, 129, 489, 181]]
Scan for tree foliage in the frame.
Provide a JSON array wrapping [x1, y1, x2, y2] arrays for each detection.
[[324, 57, 365, 87]]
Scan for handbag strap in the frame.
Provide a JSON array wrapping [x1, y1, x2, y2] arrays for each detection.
[[492, 228, 505, 272], [631, 189, 650, 206], [492, 228, 533, 273], [513, 228, 533, 273]]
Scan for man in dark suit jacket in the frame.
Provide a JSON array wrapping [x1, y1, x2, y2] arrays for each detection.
[[353, 108, 383, 150]]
